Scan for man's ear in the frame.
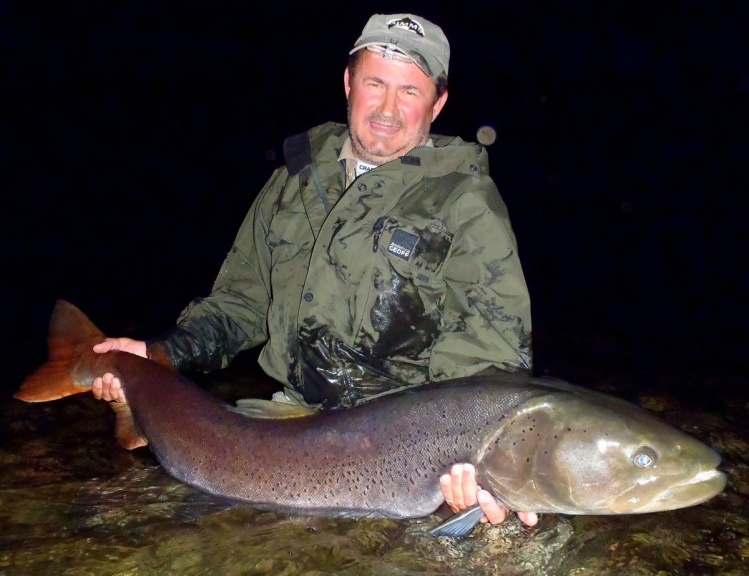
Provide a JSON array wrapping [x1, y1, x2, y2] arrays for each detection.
[[431, 90, 448, 122], [344, 67, 351, 99]]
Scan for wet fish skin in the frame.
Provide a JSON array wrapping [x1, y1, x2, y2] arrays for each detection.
[[15, 301, 726, 528]]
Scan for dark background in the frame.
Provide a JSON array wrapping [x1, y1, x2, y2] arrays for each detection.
[[3, 1, 748, 398]]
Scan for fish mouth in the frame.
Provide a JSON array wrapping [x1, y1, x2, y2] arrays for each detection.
[[631, 468, 727, 513], [685, 468, 726, 487]]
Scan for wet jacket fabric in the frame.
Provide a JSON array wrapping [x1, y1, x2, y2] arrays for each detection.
[[155, 122, 532, 408]]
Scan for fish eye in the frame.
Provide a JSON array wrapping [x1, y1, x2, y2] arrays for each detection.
[[632, 447, 657, 468]]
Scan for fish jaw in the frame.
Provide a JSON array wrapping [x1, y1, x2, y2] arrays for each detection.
[[608, 466, 726, 514]]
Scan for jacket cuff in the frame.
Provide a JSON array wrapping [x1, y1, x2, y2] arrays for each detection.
[[145, 326, 197, 371], [145, 341, 174, 369]]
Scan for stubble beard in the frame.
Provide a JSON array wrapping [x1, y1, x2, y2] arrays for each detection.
[[347, 103, 429, 166]]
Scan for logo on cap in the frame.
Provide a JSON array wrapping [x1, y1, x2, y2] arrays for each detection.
[[386, 17, 425, 37]]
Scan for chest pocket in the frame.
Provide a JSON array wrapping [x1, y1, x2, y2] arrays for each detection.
[[267, 210, 313, 268], [376, 217, 454, 281]]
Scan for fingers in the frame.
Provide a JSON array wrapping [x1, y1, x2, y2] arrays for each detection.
[[439, 472, 452, 506], [517, 511, 539, 527], [440, 463, 479, 512], [92, 337, 147, 358], [93, 338, 120, 353], [91, 339, 145, 402], [477, 489, 508, 524], [477, 490, 538, 527], [440, 463, 539, 528], [91, 372, 126, 403], [457, 463, 478, 507]]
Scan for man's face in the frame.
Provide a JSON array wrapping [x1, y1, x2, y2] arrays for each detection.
[[344, 49, 448, 166]]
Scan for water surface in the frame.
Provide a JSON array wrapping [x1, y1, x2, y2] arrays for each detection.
[[1, 367, 747, 575]]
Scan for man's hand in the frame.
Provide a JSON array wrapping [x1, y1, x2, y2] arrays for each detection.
[[91, 338, 147, 403], [440, 463, 538, 527]]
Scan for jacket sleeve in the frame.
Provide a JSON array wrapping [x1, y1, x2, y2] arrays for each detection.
[[429, 178, 533, 379], [151, 168, 288, 372]]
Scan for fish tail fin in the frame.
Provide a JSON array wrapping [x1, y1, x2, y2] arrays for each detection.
[[14, 358, 84, 402], [14, 300, 106, 402]]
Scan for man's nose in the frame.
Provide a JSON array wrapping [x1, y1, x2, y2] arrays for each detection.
[[378, 88, 398, 117]]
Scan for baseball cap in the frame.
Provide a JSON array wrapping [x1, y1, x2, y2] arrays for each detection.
[[350, 14, 450, 79]]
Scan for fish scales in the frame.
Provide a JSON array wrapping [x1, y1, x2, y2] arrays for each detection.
[[15, 301, 726, 534], [127, 365, 541, 517]]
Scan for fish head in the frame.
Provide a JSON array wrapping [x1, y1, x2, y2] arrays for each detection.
[[476, 392, 726, 515]]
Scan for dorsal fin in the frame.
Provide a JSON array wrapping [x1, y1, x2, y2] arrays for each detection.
[[226, 398, 316, 419]]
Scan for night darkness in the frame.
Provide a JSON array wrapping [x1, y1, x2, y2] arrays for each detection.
[[3, 2, 748, 400]]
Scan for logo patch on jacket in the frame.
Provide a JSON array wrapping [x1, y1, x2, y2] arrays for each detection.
[[387, 229, 418, 261]]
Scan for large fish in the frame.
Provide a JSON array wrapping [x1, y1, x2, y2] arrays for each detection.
[[15, 300, 725, 536]]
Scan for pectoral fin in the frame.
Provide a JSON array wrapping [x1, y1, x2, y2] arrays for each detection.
[[428, 505, 485, 538]]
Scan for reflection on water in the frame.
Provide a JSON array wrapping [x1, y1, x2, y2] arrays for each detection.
[[1, 368, 748, 576]]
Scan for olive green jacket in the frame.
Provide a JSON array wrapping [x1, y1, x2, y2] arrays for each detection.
[[156, 122, 532, 408]]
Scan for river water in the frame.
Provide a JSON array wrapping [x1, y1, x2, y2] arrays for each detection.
[[1, 364, 748, 576]]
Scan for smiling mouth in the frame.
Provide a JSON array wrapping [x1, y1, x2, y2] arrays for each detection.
[[369, 121, 400, 135]]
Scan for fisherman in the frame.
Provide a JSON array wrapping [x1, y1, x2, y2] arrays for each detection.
[[92, 13, 537, 528]]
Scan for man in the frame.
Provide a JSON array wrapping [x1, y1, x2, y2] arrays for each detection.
[[93, 13, 537, 527]]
